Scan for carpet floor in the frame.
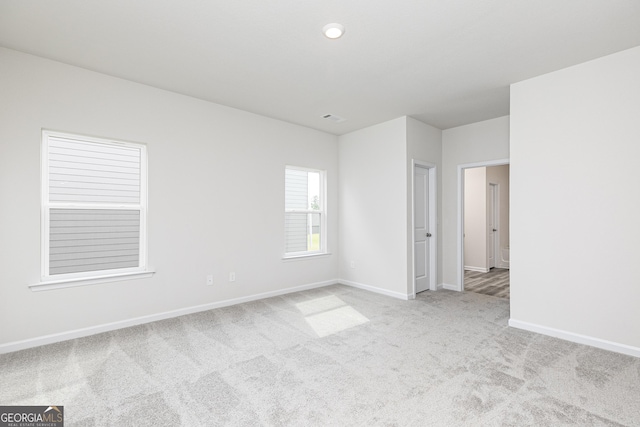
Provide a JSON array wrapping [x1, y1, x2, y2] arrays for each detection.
[[1, 284, 639, 426]]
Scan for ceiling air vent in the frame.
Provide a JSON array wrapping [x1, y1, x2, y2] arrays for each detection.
[[322, 114, 346, 123]]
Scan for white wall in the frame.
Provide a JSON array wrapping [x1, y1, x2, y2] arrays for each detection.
[[0, 47, 339, 347], [464, 167, 487, 271], [442, 116, 510, 288], [510, 45, 640, 351], [338, 117, 442, 298], [338, 118, 408, 297]]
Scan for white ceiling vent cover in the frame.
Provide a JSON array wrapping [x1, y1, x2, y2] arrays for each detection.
[[322, 114, 346, 123]]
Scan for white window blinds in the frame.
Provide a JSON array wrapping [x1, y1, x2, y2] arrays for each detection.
[[43, 132, 147, 278], [48, 137, 141, 203], [285, 168, 309, 253], [284, 166, 325, 256]]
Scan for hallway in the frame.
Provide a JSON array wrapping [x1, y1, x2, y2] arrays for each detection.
[[464, 268, 509, 299]]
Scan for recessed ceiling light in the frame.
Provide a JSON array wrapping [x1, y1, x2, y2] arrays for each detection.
[[322, 23, 345, 39]]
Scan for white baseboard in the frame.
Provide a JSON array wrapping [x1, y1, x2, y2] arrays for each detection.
[[509, 319, 640, 358], [0, 279, 338, 355], [464, 266, 489, 273], [436, 283, 444, 290], [442, 283, 461, 291], [339, 279, 410, 300]]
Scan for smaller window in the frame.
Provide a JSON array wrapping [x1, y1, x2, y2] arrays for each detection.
[[284, 166, 326, 257]]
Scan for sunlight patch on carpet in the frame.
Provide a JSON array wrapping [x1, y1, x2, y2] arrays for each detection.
[[296, 296, 369, 337]]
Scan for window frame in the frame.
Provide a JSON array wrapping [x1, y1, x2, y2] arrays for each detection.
[[283, 165, 328, 259], [32, 130, 153, 291]]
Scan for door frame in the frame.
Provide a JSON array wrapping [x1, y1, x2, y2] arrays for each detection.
[[488, 182, 499, 269], [457, 159, 509, 291], [411, 160, 437, 297]]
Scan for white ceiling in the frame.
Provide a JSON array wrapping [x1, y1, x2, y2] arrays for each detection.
[[2, 1, 640, 135]]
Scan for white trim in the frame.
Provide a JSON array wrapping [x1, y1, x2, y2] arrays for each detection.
[[2, 279, 338, 354], [489, 182, 499, 270], [457, 159, 509, 291], [41, 129, 149, 281], [282, 252, 332, 261], [464, 266, 490, 273], [29, 269, 156, 292], [442, 283, 460, 291], [410, 160, 437, 298], [509, 319, 640, 358], [340, 279, 410, 300], [41, 134, 49, 278]]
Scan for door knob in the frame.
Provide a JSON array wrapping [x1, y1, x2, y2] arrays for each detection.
[[426, 233, 432, 237], [492, 229, 497, 232]]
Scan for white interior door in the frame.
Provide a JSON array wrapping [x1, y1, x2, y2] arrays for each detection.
[[488, 183, 498, 269], [414, 166, 430, 293]]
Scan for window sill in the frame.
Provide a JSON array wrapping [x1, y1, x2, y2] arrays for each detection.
[[29, 269, 156, 292], [282, 252, 331, 261]]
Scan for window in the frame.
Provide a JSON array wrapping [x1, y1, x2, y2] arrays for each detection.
[[284, 166, 326, 257], [37, 130, 151, 289]]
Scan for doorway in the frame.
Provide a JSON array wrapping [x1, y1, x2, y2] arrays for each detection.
[[412, 161, 436, 296], [458, 160, 509, 298], [489, 182, 498, 269]]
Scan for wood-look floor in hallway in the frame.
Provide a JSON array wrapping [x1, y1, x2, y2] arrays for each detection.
[[464, 268, 509, 299]]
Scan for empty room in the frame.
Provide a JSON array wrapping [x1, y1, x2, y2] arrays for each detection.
[[1, 1, 639, 425]]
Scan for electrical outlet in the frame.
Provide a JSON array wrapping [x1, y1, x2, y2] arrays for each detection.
[[350, 261, 355, 269], [206, 274, 214, 286], [229, 272, 236, 282]]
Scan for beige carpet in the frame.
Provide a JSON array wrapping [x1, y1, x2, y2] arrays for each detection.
[[1, 284, 639, 426]]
